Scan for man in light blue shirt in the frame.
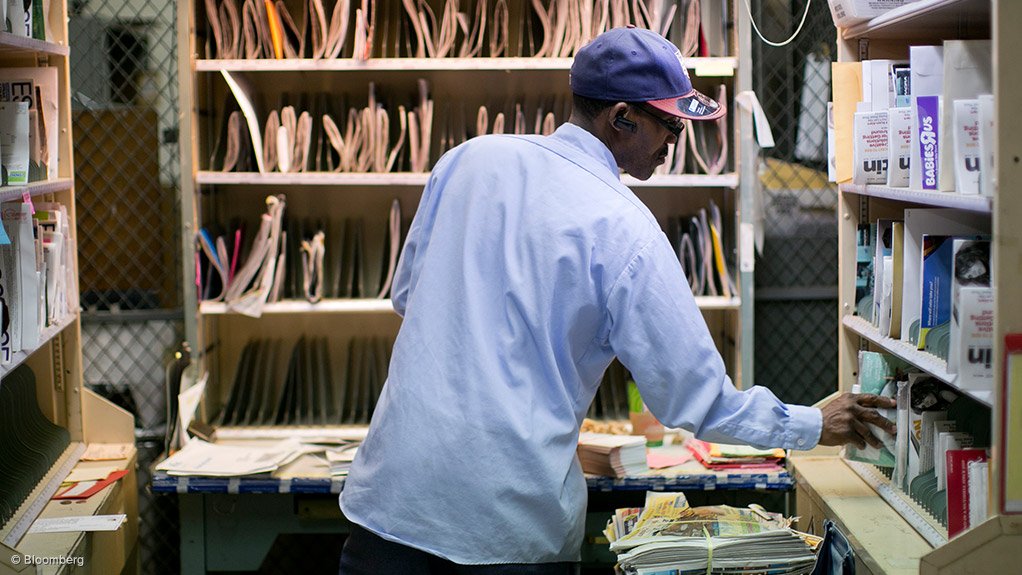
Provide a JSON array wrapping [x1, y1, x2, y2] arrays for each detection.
[[339, 27, 895, 574]]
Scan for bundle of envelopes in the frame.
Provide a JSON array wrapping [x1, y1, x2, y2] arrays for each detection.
[[605, 492, 820, 575], [202, 0, 351, 60], [155, 439, 308, 477], [214, 71, 727, 177], [214, 75, 586, 176], [1, 201, 78, 361], [666, 199, 736, 299], [218, 335, 393, 426], [201, 0, 708, 60], [577, 432, 649, 477], [214, 76, 434, 174], [0, 66, 61, 184], [198, 194, 288, 316], [0, 366, 71, 526], [684, 438, 785, 470], [198, 195, 404, 310]]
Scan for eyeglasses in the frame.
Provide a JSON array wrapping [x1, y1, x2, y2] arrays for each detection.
[[630, 104, 685, 139]]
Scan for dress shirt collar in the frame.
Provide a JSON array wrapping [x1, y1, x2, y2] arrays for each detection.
[[549, 122, 620, 179]]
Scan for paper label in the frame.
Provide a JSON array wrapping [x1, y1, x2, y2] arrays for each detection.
[[28, 515, 127, 534], [694, 60, 735, 78], [740, 222, 754, 273]]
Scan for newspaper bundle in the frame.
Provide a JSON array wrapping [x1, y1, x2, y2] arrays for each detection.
[[605, 492, 821, 575]]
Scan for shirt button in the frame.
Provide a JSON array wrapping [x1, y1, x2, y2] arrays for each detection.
[[797, 439, 805, 447]]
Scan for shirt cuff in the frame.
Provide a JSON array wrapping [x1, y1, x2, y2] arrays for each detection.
[[785, 404, 823, 450]]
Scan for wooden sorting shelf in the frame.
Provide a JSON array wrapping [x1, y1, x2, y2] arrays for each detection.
[[839, 184, 992, 213], [842, 315, 993, 406]]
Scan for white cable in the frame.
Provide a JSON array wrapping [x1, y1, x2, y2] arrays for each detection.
[[743, 0, 813, 48]]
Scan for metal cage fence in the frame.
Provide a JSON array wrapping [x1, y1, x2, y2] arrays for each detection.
[[748, 0, 839, 406], [69, 1, 184, 573]]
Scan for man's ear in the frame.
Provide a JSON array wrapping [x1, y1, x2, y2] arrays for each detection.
[[609, 102, 634, 133]]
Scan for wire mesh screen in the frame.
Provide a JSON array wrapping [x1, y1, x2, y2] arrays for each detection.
[[68, 1, 183, 573], [749, 0, 839, 405], [70, 1, 181, 312]]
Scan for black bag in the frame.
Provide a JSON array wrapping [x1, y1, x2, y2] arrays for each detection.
[[810, 519, 855, 575]]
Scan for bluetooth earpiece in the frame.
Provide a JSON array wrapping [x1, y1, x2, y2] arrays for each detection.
[[613, 115, 637, 133]]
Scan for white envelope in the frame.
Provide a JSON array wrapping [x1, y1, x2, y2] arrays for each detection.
[[221, 70, 265, 174], [862, 59, 906, 112], [909, 45, 944, 97], [901, 209, 988, 343], [940, 40, 992, 191]]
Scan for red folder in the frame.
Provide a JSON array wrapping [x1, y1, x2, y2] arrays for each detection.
[[946, 449, 987, 538], [53, 470, 130, 500]]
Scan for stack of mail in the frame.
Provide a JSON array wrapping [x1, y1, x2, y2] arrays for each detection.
[[155, 439, 304, 477], [606, 492, 820, 575], [326, 443, 360, 477], [578, 433, 648, 477], [684, 438, 785, 470]]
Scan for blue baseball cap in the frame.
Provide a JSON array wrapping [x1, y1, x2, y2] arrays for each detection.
[[570, 27, 725, 121]]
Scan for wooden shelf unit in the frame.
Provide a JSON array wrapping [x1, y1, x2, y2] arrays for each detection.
[[195, 55, 739, 74], [792, 2, 1022, 574], [196, 170, 741, 188], [198, 295, 742, 316], [179, 0, 762, 427], [0, 1, 138, 572]]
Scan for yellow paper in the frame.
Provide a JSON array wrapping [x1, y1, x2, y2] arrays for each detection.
[[65, 466, 119, 483], [832, 62, 863, 183]]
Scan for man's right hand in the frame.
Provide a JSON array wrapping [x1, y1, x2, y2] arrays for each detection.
[[818, 393, 897, 449]]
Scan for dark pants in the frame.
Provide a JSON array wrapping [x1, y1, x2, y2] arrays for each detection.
[[339, 523, 581, 575]]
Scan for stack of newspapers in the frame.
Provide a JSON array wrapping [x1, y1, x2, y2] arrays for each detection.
[[577, 432, 648, 477], [605, 492, 821, 575]]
